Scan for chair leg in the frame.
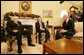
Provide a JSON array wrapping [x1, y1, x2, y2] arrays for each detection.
[[8, 40, 12, 51], [36, 35, 37, 43], [49, 38, 50, 41]]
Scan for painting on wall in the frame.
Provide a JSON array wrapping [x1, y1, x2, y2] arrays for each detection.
[[43, 10, 53, 18], [19, 1, 32, 14]]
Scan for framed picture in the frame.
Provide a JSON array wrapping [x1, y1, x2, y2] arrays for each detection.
[[19, 1, 32, 14], [43, 10, 53, 18]]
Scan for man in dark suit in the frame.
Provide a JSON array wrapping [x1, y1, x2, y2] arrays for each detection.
[[56, 14, 75, 40], [74, 7, 82, 22], [6, 16, 35, 53], [36, 17, 50, 44], [78, 9, 83, 22]]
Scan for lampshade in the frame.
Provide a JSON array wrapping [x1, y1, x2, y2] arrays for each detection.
[[60, 10, 68, 18]]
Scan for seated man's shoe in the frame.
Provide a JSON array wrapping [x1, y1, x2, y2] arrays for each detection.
[[18, 50, 22, 54], [28, 43, 35, 46], [8, 48, 12, 51], [38, 42, 42, 44], [45, 40, 47, 43], [66, 36, 71, 39]]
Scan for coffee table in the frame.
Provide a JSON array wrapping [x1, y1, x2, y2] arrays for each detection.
[[43, 38, 83, 54]]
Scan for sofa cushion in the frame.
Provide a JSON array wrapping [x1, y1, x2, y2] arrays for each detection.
[[73, 32, 83, 38], [75, 22, 83, 32]]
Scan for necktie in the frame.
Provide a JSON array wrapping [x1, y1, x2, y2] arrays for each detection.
[[66, 20, 67, 25], [39, 22, 43, 29], [16, 23, 19, 26]]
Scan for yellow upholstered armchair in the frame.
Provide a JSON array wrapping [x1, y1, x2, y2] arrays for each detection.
[[72, 22, 83, 40]]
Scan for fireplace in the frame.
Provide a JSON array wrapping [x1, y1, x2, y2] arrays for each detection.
[[22, 25, 33, 35], [18, 19, 37, 34]]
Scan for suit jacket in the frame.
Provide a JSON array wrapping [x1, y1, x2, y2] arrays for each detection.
[[78, 13, 83, 22], [35, 21, 46, 32], [6, 20, 24, 34], [72, 11, 82, 22], [62, 19, 75, 35]]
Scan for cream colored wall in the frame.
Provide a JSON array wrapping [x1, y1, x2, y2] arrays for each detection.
[[32, 1, 70, 26], [1, 1, 83, 27], [1, 1, 19, 26], [32, 1, 83, 26]]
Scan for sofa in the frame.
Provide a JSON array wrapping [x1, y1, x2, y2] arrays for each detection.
[[72, 22, 83, 40]]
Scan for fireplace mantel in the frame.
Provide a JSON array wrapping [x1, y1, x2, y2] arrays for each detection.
[[18, 19, 37, 34]]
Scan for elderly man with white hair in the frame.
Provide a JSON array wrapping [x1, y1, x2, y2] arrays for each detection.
[[55, 10, 75, 40], [6, 16, 35, 54]]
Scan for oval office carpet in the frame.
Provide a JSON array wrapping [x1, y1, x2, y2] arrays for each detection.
[[1, 34, 83, 54], [2, 38, 43, 54]]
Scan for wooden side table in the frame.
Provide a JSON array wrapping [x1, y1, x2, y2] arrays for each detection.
[[46, 25, 53, 34], [53, 26, 62, 39], [46, 25, 53, 41]]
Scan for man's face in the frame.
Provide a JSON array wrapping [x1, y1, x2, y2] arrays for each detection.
[[13, 17, 18, 22], [75, 9, 78, 13], [38, 17, 42, 22], [63, 15, 68, 21]]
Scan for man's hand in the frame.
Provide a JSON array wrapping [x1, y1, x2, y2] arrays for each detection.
[[76, 15, 80, 19], [13, 30, 18, 32], [60, 29, 67, 33], [24, 28, 27, 31], [77, 17, 80, 19], [40, 27, 45, 31]]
